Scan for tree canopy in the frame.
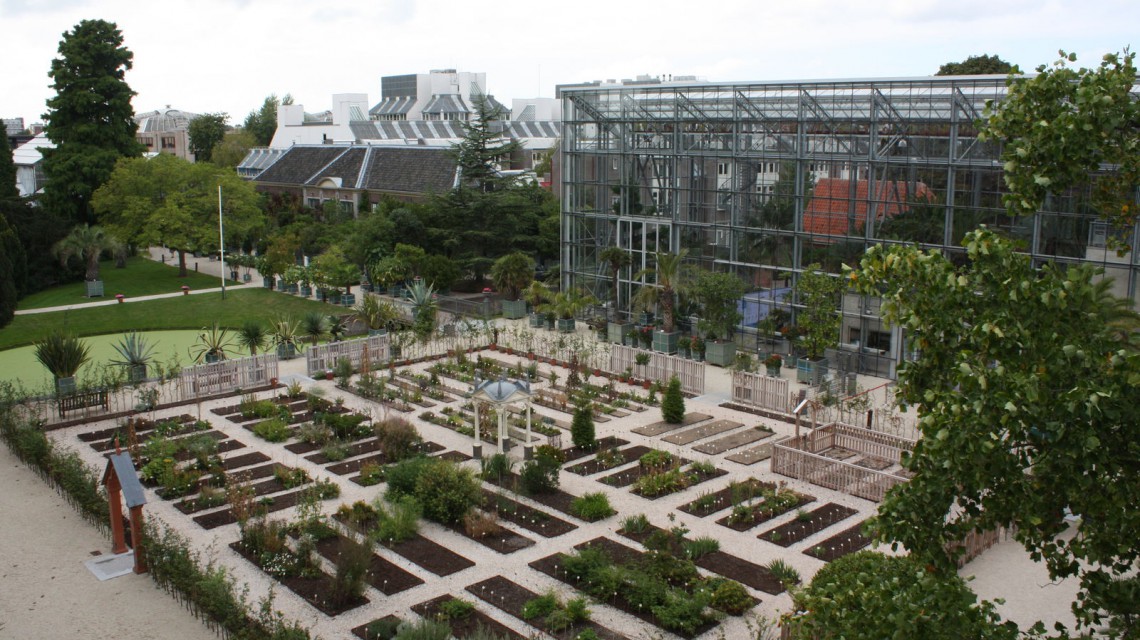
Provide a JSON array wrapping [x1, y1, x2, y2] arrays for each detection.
[[188, 112, 229, 163], [850, 229, 1140, 635], [243, 94, 291, 147], [0, 139, 18, 201], [92, 154, 264, 276], [981, 49, 1139, 253], [41, 19, 142, 225], [210, 129, 257, 170], [937, 54, 1014, 75]]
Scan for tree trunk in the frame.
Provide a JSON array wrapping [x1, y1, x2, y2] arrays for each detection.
[[85, 253, 100, 282], [662, 286, 675, 333], [178, 250, 188, 277]]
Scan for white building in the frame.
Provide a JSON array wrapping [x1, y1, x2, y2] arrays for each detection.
[[12, 133, 53, 197]]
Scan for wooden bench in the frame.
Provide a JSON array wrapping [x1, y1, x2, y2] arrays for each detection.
[[58, 390, 110, 417]]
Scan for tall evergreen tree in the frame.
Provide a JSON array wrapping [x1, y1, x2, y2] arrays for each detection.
[[454, 93, 520, 193], [243, 94, 291, 147], [187, 112, 228, 163], [936, 54, 1014, 76], [0, 140, 18, 201], [41, 19, 142, 225], [0, 215, 23, 327]]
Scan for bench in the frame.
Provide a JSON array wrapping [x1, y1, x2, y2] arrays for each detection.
[[59, 390, 110, 417]]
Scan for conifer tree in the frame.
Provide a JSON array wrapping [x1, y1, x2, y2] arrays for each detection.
[[570, 400, 596, 449], [662, 375, 685, 424], [41, 19, 142, 225]]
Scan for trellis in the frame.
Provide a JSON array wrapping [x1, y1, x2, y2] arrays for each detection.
[[771, 422, 915, 502]]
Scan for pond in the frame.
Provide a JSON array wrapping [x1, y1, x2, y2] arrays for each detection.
[[0, 330, 224, 393]]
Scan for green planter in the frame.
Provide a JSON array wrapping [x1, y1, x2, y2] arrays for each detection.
[[529, 312, 544, 328], [797, 357, 829, 385], [262, 276, 273, 289], [502, 299, 528, 319], [55, 376, 77, 395], [341, 293, 356, 306], [300, 285, 312, 297], [86, 280, 104, 297], [556, 318, 576, 333], [704, 340, 737, 367], [276, 344, 297, 359], [652, 330, 680, 354], [766, 365, 781, 377], [608, 322, 634, 344]]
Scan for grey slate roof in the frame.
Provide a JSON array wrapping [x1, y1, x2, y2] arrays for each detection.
[[348, 120, 560, 142], [369, 96, 416, 117], [237, 148, 287, 177], [422, 94, 469, 114], [103, 451, 147, 508], [251, 145, 457, 196]]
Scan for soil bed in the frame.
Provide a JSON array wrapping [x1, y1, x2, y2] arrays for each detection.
[[715, 490, 816, 532], [758, 503, 857, 547], [351, 615, 402, 640], [803, 521, 872, 562], [618, 526, 784, 595], [481, 489, 577, 537], [466, 575, 629, 640], [193, 488, 309, 529], [229, 541, 368, 616], [445, 516, 535, 554], [677, 478, 773, 517], [564, 445, 652, 476], [335, 513, 475, 576], [313, 535, 423, 595], [559, 436, 629, 463], [411, 594, 526, 640]]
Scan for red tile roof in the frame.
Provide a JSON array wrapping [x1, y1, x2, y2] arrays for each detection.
[[802, 178, 933, 238]]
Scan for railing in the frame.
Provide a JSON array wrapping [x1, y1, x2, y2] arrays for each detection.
[[771, 441, 908, 502], [949, 525, 1017, 568], [609, 345, 706, 395], [179, 354, 278, 399], [305, 334, 389, 375], [732, 370, 794, 414]]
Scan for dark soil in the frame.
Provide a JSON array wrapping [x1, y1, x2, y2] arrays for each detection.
[[284, 441, 321, 455], [446, 518, 535, 554], [193, 487, 308, 529], [78, 414, 195, 442], [91, 425, 223, 453], [564, 445, 652, 476], [230, 542, 367, 616], [482, 489, 577, 537], [412, 595, 526, 640], [802, 521, 872, 562], [715, 490, 817, 532], [351, 616, 402, 640], [305, 438, 381, 464], [677, 478, 774, 517], [335, 514, 476, 576], [559, 436, 629, 463], [758, 503, 858, 547], [617, 525, 784, 594], [630, 467, 728, 500], [483, 473, 581, 517], [313, 535, 423, 595], [221, 451, 271, 470], [324, 441, 445, 475], [467, 575, 629, 640]]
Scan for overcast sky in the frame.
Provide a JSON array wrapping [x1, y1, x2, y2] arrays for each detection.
[[2, 0, 1136, 127]]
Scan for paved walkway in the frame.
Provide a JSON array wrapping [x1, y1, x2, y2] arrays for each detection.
[[14, 248, 265, 316]]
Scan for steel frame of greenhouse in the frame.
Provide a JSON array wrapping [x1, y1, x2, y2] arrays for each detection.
[[557, 76, 1139, 378]]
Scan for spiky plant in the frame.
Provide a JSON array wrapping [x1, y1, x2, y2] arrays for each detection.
[[34, 330, 91, 387], [109, 331, 157, 380], [236, 321, 267, 356], [189, 323, 237, 363]]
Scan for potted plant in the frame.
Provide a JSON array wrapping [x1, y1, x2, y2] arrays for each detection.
[[353, 295, 399, 336], [524, 281, 551, 327], [407, 279, 438, 342], [625, 328, 639, 347], [314, 247, 361, 306], [491, 252, 535, 319], [677, 335, 692, 359], [691, 336, 706, 362], [632, 250, 693, 354], [34, 330, 91, 394], [541, 287, 597, 333], [236, 321, 268, 356], [271, 317, 303, 359], [634, 352, 652, 382], [190, 323, 237, 363], [694, 270, 746, 367], [110, 331, 157, 382], [795, 263, 843, 385], [282, 264, 306, 295], [53, 224, 114, 298], [763, 354, 782, 376], [599, 246, 635, 341]]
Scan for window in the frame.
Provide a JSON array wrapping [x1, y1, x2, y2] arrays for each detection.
[[307, 198, 320, 209], [137, 136, 153, 148], [161, 136, 176, 150], [717, 162, 729, 175]]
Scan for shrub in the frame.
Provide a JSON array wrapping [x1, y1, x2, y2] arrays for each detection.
[[639, 449, 675, 472], [480, 453, 514, 481], [689, 459, 716, 476], [437, 597, 475, 620], [534, 444, 565, 464], [372, 494, 421, 543], [414, 460, 482, 525], [570, 492, 615, 521], [297, 422, 332, 446], [683, 536, 720, 560], [570, 401, 596, 449], [322, 412, 369, 440], [765, 559, 801, 587], [274, 465, 311, 489], [463, 511, 501, 539], [321, 440, 349, 462], [393, 618, 451, 640], [362, 617, 402, 640], [253, 417, 291, 443], [521, 592, 559, 620], [358, 462, 385, 486], [329, 536, 371, 608], [661, 375, 685, 424], [620, 513, 650, 534], [634, 468, 689, 497], [302, 479, 340, 500], [561, 546, 612, 580], [384, 456, 433, 499], [652, 590, 710, 636], [594, 446, 624, 469], [375, 416, 421, 462], [574, 631, 600, 640], [519, 452, 561, 495], [709, 579, 752, 615]]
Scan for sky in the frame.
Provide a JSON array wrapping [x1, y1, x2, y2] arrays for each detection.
[[2, 0, 1137, 127]]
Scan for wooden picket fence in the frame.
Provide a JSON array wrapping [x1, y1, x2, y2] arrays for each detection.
[[609, 345, 705, 395], [732, 370, 795, 414], [180, 354, 278, 399], [771, 422, 916, 502], [305, 334, 389, 376]]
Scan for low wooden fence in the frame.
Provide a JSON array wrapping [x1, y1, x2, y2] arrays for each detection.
[[180, 354, 278, 399], [609, 345, 705, 395], [771, 422, 916, 502], [305, 334, 389, 376], [732, 370, 794, 414], [949, 525, 1017, 568]]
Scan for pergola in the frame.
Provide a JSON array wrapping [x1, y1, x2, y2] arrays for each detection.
[[471, 378, 534, 459]]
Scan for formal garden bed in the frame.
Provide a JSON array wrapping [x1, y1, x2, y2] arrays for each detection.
[[757, 502, 858, 547], [467, 575, 629, 640], [411, 595, 527, 640], [564, 444, 652, 476], [229, 538, 368, 617], [715, 483, 817, 532], [802, 521, 873, 562], [334, 503, 476, 576], [482, 488, 577, 537], [677, 478, 773, 518]]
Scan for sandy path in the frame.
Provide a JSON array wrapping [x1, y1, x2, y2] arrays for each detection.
[[0, 445, 215, 640]]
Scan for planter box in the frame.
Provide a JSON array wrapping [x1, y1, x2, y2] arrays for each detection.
[[367, 328, 387, 337], [638, 311, 655, 325], [652, 330, 680, 354], [85, 280, 104, 298], [608, 322, 634, 344], [128, 365, 148, 383], [528, 313, 544, 328], [55, 376, 77, 395], [284, 284, 298, 295], [797, 357, 829, 385], [276, 344, 297, 360], [300, 285, 312, 297], [262, 276, 274, 289], [502, 299, 528, 319], [556, 318, 576, 333], [765, 365, 781, 377], [242, 273, 252, 283], [705, 340, 737, 367], [341, 293, 355, 307]]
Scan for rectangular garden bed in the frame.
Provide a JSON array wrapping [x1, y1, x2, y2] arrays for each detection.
[[229, 541, 367, 616], [715, 488, 816, 532], [692, 426, 774, 455], [757, 502, 858, 547], [677, 478, 774, 517], [632, 412, 711, 437], [411, 595, 526, 640], [559, 436, 629, 464], [466, 575, 629, 640], [313, 534, 423, 595], [802, 521, 872, 562], [482, 489, 577, 537], [618, 525, 785, 595], [334, 513, 475, 576], [564, 445, 652, 476]]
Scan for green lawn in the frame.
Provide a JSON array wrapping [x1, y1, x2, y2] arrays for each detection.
[[18, 256, 240, 310], [0, 289, 347, 350]]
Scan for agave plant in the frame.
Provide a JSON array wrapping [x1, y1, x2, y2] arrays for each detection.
[[327, 314, 349, 342], [301, 311, 329, 344], [34, 330, 91, 392], [189, 323, 237, 363], [406, 280, 437, 341], [353, 294, 400, 333], [109, 331, 157, 381], [271, 316, 304, 358]]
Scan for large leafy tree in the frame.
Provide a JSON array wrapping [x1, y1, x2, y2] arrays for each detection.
[[243, 94, 291, 147], [188, 112, 228, 163], [41, 19, 142, 225], [52, 224, 116, 282], [981, 49, 1139, 253], [0, 215, 22, 327], [937, 54, 1014, 75], [210, 129, 257, 169], [850, 229, 1140, 635], [92, 154, 264, 276]]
